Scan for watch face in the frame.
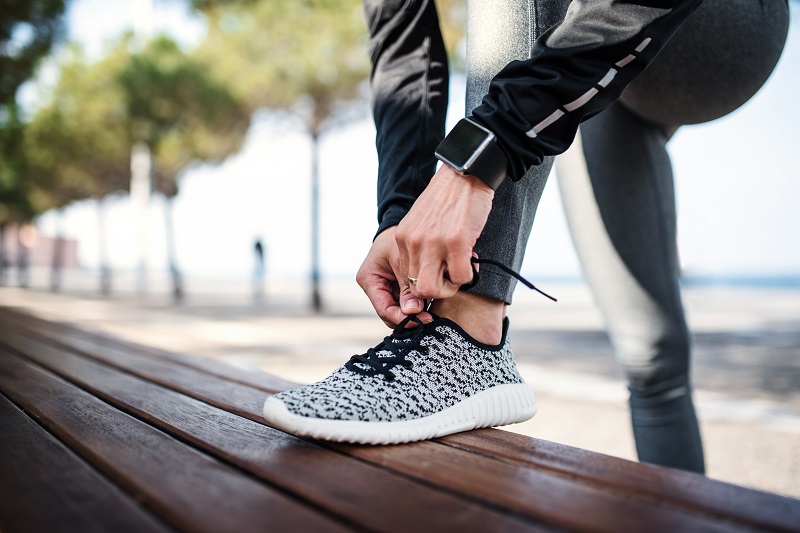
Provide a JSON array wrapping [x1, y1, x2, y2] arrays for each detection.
[[435, 119, 493, 172]]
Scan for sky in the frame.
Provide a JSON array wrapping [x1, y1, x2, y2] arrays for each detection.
[[31, 0, 800, 284]]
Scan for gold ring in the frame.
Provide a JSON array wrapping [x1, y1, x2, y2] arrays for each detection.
[[408, 276, 418, 285]]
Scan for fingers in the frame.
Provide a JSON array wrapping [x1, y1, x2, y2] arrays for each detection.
[[445, 247, 474, 286], [394, 166, 493, 300], [357, 227, 432, 328], [359, 273, 407, 327], [398, 286, 433, 325], [412, 255, 458, 299], [397, 228, 462, 299], [359, 273, 432, 327], [400, 231, 473, 299], [399, 289, 424, 315]]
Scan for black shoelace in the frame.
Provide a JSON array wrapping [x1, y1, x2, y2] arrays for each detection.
[[345, 314, 444, 381], [346, 257, 555, 381], [461, 257, 557, 302]]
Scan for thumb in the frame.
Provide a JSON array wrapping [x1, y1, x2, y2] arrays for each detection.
[[399, 287, 424, 315], [398, 286, 433, 325]]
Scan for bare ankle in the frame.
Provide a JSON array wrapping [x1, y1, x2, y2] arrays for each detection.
[[429, 292, 506, 345]]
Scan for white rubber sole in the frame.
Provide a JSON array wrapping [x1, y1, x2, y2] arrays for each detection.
[[262, 383, 537, 445]]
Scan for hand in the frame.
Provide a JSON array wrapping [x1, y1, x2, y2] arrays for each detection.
[[395, 164, 494, 300], [356, 227, 433, 328]]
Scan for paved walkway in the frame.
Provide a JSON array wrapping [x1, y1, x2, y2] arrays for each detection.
[[1, 277, 798, 498]]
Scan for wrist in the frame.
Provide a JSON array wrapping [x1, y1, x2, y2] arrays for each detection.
[[435, 164, 496, 199], [435, 117, 508, 191]]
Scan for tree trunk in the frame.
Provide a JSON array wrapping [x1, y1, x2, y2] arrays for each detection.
[[131, 141, 152, 295], [50, 209, 65, 293], [17, 225, 29, 288], [0, 223, 7, 286], [97, 197, 112, 296], [164, 194, 184, 304], [310, 132, 322, 312]]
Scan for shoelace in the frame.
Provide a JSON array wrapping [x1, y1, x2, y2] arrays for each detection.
[[345, 314, 445, 381], [461, 257, 557, 302], [346, 257, 555, 381]]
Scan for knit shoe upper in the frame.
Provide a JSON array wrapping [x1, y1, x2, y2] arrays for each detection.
[[262, 314, 537, 444]]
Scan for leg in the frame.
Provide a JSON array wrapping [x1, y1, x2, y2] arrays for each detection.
[[557, 0, 788, 471], [463, 0, 569, 305], [435, 0, 569, 343], [557, 104, 705, 472]]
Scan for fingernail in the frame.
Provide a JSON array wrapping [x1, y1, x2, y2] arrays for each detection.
[[403, 299, 421, 312]]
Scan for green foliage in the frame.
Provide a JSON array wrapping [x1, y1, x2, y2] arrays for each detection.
[[0, 0, 66, 110], [18, 34, 249, 212], [119, 36, 250, 196], [0, 108, 32, 223], [0, 0, 67, 223], [24, 44, 132, 212], [195, 0, 370, 136]]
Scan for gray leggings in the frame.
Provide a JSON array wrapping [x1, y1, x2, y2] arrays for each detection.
[[467, 0, 789, 472]]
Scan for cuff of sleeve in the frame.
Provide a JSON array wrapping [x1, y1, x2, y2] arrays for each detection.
[[375, 207, 407, 240]]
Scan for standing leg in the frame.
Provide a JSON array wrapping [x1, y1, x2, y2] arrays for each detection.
[[557, 103, 704, 472], [556, 0, 788, 473]]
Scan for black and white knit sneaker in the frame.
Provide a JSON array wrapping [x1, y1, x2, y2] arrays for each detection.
[[262, 314, 537, 444]]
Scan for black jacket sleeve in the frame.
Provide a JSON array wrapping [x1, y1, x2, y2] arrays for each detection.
[[366, 0, 704, 231], [365, 0, 449, 236], [470, 0, 704, 181]]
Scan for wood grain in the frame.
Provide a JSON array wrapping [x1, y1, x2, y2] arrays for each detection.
[[333, 439, 753, 533], [0, 351, 350, 533], [1, 327, 738, 532], [0, 393, 170, 533], [3, 306, 799, 533], [0, 330, 548, 533], [0, 307, 297, 393], [441, 429, 800, 533]]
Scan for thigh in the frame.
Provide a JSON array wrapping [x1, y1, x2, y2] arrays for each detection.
[[621, 0, 790, 131]]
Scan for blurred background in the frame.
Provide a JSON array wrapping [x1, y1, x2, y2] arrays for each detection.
[[1, 0, 798, 498], [2, 0, 798, 298]]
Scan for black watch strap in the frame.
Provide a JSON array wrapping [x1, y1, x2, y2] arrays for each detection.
[[466, 135, 507, 190]]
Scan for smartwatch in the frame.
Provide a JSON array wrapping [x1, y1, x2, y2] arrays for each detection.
[[435, 117, 508, 190]]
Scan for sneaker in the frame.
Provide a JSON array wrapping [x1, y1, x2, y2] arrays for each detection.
[[262, 314, 537, 444]]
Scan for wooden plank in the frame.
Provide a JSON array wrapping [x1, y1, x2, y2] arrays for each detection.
[[333, 440, 754, 533], [440, 429, 800, 533], [0, 325, 750, 533], [0, 351, 350, 533], [2, 333, 550, 532], [0, 314, 780, 530], [0, 307, 296, 393], [5, 307, 798, 531], [0, 327, 271, 422], [0, 393, 170, 533]]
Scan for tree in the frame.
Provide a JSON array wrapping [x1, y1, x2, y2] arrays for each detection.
[[25, 44, 132, 292], [0, 0, 67, 284], [194, 0, 371, 311], [0, 0, 66, 111], [118, 36, 250, 301]]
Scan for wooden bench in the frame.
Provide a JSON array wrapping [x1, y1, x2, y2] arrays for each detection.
[[0, 305, 798, 533]]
